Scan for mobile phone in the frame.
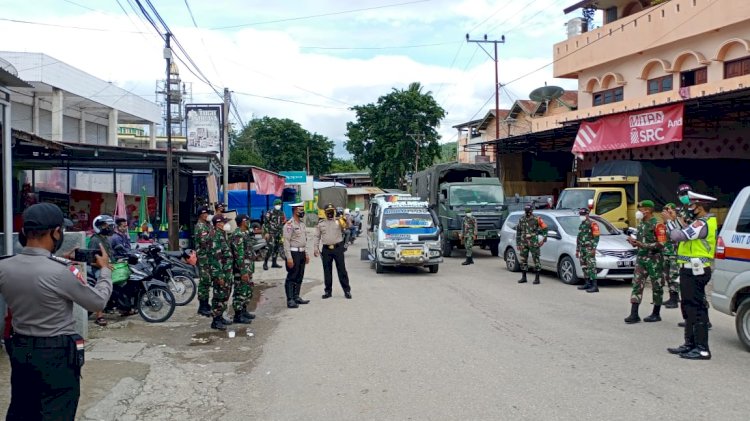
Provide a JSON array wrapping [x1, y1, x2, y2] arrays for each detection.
[[74, 248, 102, 265]]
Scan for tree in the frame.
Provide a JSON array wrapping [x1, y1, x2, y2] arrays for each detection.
[[330, 157, 360, 173], [233, 117, 334, 176], [229, 126, 265, 167], [345, 82, 446, 188], [435, 142, 457, 163]]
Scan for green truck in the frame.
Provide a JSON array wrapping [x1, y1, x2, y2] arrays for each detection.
[[411, 163, 506, 257]]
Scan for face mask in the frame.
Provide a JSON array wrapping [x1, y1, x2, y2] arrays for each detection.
[[99, 227, 112, 236], [466, 212, 472, 217], [52, 228, 64, 253], [580, 216, 586, 222], [326, 212, 334, 220], [223, 224, 232, 233], [688, 206, 697, 218], [679, 195, 690, 205], [296, 210, 305, 218], [274, 205, 281, 211], [635, 211, 644, 220]]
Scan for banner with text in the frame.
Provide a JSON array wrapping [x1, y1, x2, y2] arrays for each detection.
[[186, 104, 223, 154], [573, 103, 684, 154]]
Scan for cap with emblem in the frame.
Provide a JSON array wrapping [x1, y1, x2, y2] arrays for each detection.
[[215, 202, 226, 210], [273, 199, 282, 205], [664, 203, 676, 210], [212, 214, 228, 225], [289, 202, 304, 208], [677, 184, 692, 195], [198, 206, 209, 215], [325, 203, 335, 211], [578, 207, 590, 216], [523, 203, 533, 212], [638, 200, 655, 209], [236, 214, 250, 224], [687, 191, 717, 203], [22, 203, 65, 231]]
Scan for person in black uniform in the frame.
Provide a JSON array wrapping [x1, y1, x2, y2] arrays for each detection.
[[0, 203, 113, 420], [314, 203, 352, 299]]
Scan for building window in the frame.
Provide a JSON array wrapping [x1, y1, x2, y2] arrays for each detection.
[[593, 87, 624, 106], [605, 6, 618, 24], [725, 57, 750, 79], [680, 67, 707, 87], [647, 75, 673, 95]]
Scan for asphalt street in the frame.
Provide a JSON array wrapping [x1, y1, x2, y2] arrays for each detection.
[[1, 239, 748, 420]]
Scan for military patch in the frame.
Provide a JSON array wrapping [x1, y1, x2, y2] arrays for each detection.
[[592, 222, 600, 237]]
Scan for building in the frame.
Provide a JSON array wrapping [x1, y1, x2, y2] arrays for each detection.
[[319, 171, 373, 187]]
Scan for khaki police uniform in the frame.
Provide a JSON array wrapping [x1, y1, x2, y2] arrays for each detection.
[[315, 217, 352, 298], [283, 217, 308, 307]]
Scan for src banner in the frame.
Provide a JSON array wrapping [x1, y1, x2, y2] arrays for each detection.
[[186, 104, 223, 154], [573, 103, 684, 154]]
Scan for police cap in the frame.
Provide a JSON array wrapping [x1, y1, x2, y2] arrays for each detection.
[[578, 207, 590, 216], [22, 203, 65, 232], [325, 203, 335, 211]]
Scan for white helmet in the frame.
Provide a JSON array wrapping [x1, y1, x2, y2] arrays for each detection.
[[92, 214, 115, 234], [344, 208, 350, 215], [354, 207, 360, 212]]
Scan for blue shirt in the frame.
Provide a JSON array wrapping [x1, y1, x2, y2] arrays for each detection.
[[109, 231, 131, 259]]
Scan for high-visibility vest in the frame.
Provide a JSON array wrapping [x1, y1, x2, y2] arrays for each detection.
[[677, 216, 717, 267]]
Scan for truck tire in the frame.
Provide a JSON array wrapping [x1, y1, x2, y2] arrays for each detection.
[[736, 297, 750, 352], [442, 239, 453, 257], [488, 240, 500, 257], [428, 265, 439, 274], [375, 260, 384, 274]]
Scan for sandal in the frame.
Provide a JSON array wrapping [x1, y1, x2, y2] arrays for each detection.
[[95, 317, 108, 327], [120, 309, 138, 317]]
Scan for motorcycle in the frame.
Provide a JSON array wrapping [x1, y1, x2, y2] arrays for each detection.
[[141, 246, 197, 307]]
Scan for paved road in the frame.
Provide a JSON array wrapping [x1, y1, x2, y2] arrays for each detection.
[[2, 240, 748, 420]]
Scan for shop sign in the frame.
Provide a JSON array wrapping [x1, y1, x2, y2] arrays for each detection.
[[186, 104, 223, 154]]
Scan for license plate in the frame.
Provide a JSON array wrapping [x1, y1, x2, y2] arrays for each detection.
[[402, 249, 421, 257], [617, 260, 635, 268]]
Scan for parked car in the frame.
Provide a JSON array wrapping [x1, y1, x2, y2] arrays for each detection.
[[499, 209, 636, 285], [711, 185, 750, 351]]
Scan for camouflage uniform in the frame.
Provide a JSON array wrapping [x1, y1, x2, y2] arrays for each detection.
[[462, 214, 477, 258], [630, 217, 667, 305], [194, 220, 212, 301], [209, 227, 234, 317], [515, 214, 548, 272], [231, 228, 256, 312], [576, 217, 600, 281], [263, 209, 286, 262], [663, 220, 681, 295]]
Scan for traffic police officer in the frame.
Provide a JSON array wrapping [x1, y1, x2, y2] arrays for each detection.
[[209, 214, 234, 331], [460, 208, 476, 266], [667, 191, 717, 360], [283, 203, 310, 308], [194, 206, 213, 317], [576, 206, 600, 293], [0, 203, 113, 420], [314, 203, 352, 300], [230, 214, 256, 324], [516, 203, 548, 284], [263, 199, 286, 270]]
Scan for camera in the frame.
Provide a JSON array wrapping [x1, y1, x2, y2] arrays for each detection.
[[74, 248, 102, 265]]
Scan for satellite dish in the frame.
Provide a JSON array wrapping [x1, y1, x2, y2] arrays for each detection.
[[0, 58, 18, 76], [529, 85, 564, 103]]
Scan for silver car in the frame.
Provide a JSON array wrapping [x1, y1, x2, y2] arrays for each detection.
[[499, 209, 636, 285]]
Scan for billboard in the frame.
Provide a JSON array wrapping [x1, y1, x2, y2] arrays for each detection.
[[186, 104, 223, 153]]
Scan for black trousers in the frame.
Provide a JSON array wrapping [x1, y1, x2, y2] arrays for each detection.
[[321, 243, 351, 294], [285, 251, 306, 287], [7, 335, 80, 421], [680, 267, 711, 346]]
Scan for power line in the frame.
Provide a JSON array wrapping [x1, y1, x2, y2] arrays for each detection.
[[232, 91, 349, 110], [0, 17, 147, 33], [183, 0, 224, 86], [210, 0, 431, 30], [299, 41, 459, 51]]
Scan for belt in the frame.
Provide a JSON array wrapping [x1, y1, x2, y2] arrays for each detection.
[[681, 263, 713, 269], [290, 247, 306, 252], [11, 334, 72, 348], [325, 242, 343, 250]]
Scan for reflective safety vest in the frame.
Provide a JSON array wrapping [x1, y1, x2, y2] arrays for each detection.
[[677, 216, 717, 267]]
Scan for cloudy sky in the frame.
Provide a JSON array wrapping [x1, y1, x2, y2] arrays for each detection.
[[0, 0, 585, 156]]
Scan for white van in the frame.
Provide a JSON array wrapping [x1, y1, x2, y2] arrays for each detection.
[[712, 185, 750, 351], [366, 195, 443, 274]]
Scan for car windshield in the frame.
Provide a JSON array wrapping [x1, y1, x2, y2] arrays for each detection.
[[382, 209, 434, 229], [449, 185, 504, 206], [557, 215, 620, 236], [556, 189, 595, 209]]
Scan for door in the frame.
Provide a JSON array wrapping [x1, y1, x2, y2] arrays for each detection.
[[595, 190, 627, 228], [538, 214, 559, 270], [367, 203, 379, 255]]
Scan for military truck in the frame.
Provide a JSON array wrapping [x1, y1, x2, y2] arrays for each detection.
[[411, 163, 506, 257]]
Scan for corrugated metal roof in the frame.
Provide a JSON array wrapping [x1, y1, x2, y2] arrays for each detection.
[[346, 187, 384, 195]]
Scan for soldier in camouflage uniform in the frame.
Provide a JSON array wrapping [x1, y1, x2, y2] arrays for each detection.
[[193, 206, 213, 317], [661, 203, 681, 308], [230, 214, 256, 324], [209, 215, 234, 331], [516, 203, 548, 285], [460, 208, 477, 266], [263, 199, 286, 270], [576, 207, 601, 293], [624, 200, 667, 324]]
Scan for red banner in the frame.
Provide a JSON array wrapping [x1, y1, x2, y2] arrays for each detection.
[[573, 103, 684, 153], [251, 168, 285, 196]]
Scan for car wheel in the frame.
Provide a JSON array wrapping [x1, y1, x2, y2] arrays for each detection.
[[504, 247, 520, 272], [557, 256, 580, 285], [375, 260, 384, 274], [736, 297, 750, 352], [428, 265, 439, 274], [489, 240, 500, 257], [442, 239, 453, 257]]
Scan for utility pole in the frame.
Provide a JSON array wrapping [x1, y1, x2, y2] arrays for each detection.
[[466, 33, 505, 156], [406, 132, 424, 176], [164, 32, 177, 250], [306, 144, 310, 175], [223, 88, 230, 205]]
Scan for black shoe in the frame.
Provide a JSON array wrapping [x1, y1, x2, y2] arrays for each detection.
[[287, 299, 299, 308], [263, 261, 269, 271], [667, 343, 694, 355], [293, 284, 310, 304], [644, 305, 661, 322], [586, 279, 599, 293], [577, 280, 592, 290], [241, 310, 256, 320], [322, 292, 332, 299], [624, 303, 640, 324], [210, 316, 227, 331], [680, 346, 711, 360], [345, 291, 352, 299], [233, 312, 253, 324], [461, 259, 471, 266], [532, 272, 540, 285], [518, 272, 527, 284], [664, 291, 679, 309], [222, 317, 233, 325], [197, 299, 212, 317], [678, 321, 686, 327], [271, 259, 282, 268]]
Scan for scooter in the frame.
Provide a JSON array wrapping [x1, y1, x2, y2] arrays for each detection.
[[140, 246, 197, 307]]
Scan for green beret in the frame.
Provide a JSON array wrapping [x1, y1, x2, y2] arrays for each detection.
[[465, 208, 472, 213], [273, 199, 282, 205], [639, 200, 655, 208], [664, 202, 676, 210]]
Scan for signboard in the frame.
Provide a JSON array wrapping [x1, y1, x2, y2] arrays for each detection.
[[186, 104, 223, 153], [280, 171, 307, 184], [573, 103, 684, 154]]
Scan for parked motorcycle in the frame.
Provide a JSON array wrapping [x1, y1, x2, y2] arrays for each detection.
[[141, 246, 197, 307]]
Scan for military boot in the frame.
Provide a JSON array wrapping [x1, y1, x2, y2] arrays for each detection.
[[577, 279, 592, 290], [586, 278, 599, 293], [233, 311, 253, 324], [532, 271, 540, 285], [643, 305, 662, 322], [518, 271, 527, 284], [286, 283, 298, 308], [461, 256, 473, 265], [667, 330, 695, 355], [271, 257, 282, 269], [294, 283, 310, 304], [680, 322, 711, 360], [197, 299, 212, 317], [263, 255, 269, 271], [240, 305, 256, 320], [624, 303, 641, 324], [664, 291, 679, 309], [210, 315, 227, 331]]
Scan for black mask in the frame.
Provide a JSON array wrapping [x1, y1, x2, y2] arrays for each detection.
[[296, 210, 305, 218], [52, 228, 64, 253], [326, 211, 334, 220], [99, 227, 113, 236]]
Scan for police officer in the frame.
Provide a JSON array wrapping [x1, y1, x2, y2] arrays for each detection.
[[263, 199, 286, 270], [625, 200, 667, 324], [576, 207, 600, 293], [0, 203, 113, 420], [460, 208, 476, 265], [667, 191, 717, 360], [194, 206, 213, 317], [283, 203, 310, 308], [209, 214, 234, 330], [230, 214, 256, 324], [314, 203, 352, 300], [516, 203, 548, 284], [661, 203, 681, 308]]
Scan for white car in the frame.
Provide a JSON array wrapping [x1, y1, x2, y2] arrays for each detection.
[[711, 185, 750, 351], [499, 209, 636, 285]]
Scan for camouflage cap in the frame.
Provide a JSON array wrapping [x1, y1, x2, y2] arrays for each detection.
[[638, 200, 655, 209]]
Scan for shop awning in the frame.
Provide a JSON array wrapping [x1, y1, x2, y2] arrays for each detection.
[[227, 165, 286, 196]]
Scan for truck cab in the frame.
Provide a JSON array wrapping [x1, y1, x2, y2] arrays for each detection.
[[557, 176, 638, 229]]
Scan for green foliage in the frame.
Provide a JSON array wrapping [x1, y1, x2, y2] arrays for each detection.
[[330, 157, 360, 173], [435, 142, 457, 163], [231, 117, 333, 176], [345, 82, 446, 188]]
